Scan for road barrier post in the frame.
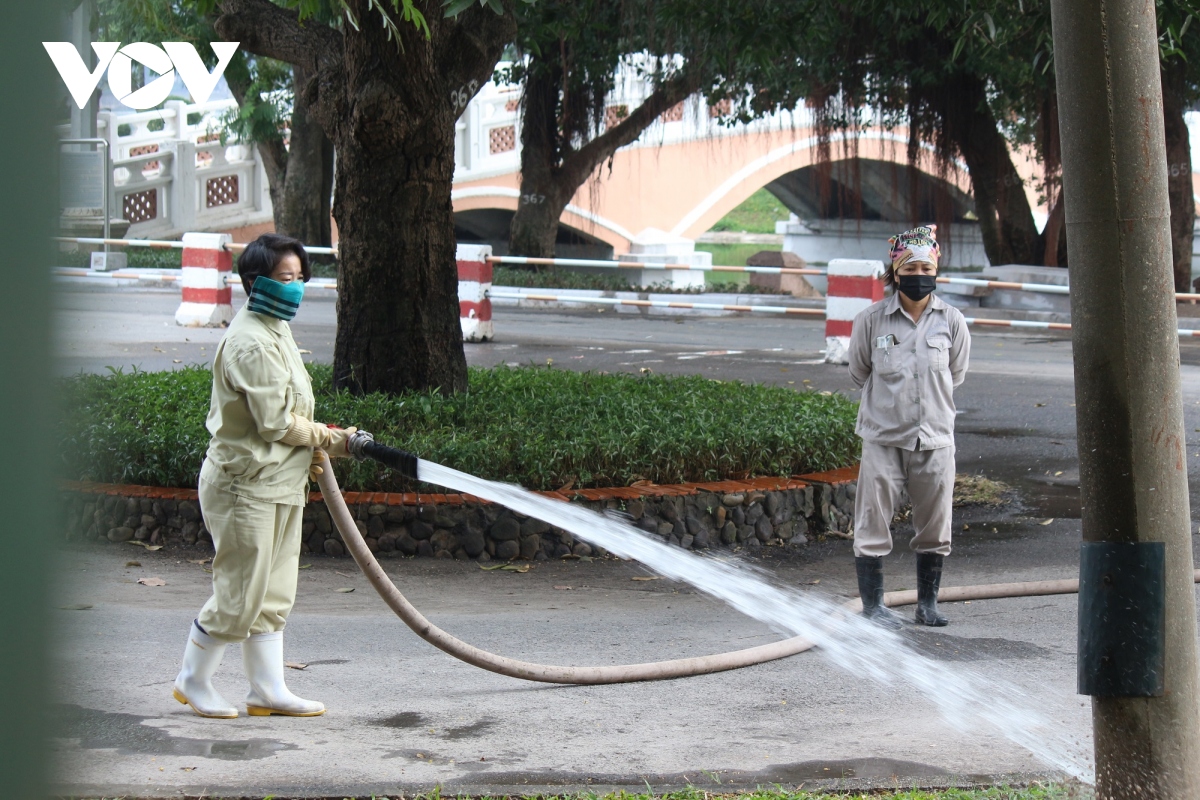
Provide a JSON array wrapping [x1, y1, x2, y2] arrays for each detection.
[[175, 232, 234, 327], [457, 244, 493, 342], [823, 258, 885, 365]]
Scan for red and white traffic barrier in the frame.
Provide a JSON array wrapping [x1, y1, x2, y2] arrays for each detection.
[[175, 232, 234, 327], [457, 244, 494, 342], [487, 289, 826, 316], [824, 258, 886, 365]]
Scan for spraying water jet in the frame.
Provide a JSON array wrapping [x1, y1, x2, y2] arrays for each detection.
[[319, 434, 1198, 783]]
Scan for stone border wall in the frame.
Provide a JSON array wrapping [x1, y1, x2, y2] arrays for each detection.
[[59, 468, 859, 560]]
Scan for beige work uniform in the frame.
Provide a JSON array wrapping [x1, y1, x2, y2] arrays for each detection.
[[196, 307, 314, 643], [847, 292, 970, 558]]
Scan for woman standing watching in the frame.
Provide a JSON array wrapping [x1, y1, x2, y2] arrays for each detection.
[[173, 233, 359, 718], [847, 226, 970, 628]]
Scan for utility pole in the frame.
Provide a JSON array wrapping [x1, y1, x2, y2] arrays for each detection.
[[1050, 0, 1200, 797]]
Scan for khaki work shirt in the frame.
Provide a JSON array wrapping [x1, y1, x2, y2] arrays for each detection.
[[847, 291, 970, 450], [199, 307, 314, 505]]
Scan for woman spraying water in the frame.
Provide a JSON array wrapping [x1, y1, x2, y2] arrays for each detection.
[[846, 226, 971, 628], [172, 234, 364, 719]]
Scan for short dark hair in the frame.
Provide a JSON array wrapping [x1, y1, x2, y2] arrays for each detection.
[[237, 233, 311, 292]]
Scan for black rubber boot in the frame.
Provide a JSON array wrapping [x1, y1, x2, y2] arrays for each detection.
[[915, 552, 949, 627], [854, 556, 904, 629]]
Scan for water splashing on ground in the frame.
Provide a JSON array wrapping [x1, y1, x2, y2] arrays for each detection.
[[418, 459, 1094, 783]]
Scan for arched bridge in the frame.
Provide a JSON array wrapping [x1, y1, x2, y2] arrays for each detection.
[[451, 77, 1045, 267]]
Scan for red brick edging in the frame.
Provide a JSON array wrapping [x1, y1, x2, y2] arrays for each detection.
[[59, 465, 859, 506]]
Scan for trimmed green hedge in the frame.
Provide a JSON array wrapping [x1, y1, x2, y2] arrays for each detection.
[[60, 365, 859, 492]]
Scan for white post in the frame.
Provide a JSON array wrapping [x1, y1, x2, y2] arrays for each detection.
[[457, 244, 494, 342], [175, 232, 234, 327], [824, 258, 886, 365]]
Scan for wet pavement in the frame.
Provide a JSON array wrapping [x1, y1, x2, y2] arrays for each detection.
[[51, 287, 1200, 797]]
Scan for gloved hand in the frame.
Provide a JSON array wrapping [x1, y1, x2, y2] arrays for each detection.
[[280, 414, 358, 458], [308, 449, 326, 482], [324, 425, 358, 459]]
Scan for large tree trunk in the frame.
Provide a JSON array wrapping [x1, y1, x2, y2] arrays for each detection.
[[1162, 62, 1194, 292], [509, 67, 566, 258], [217, 0, 512, 395], [278, 63, 333, 247], [509, 61, 698, 257], [941, 75, 1044, 265]]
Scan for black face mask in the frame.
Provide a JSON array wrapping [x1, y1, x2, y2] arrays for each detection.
[[897, 274, 937, 301]]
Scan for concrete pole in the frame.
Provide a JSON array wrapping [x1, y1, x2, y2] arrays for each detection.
[[1050, 0, 1200, 796]]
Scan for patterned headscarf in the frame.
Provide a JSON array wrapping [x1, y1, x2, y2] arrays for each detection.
[[888, 225, 940, 269]]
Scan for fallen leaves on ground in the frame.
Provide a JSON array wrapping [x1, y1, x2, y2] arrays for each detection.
[[125, 561, 141, 567], [58, 603, 93, 611], [335, 587, 355, 593], [285, 661, 308, 670], [298, 563, 312, 569], [631, 576, 659, 581], [186, 558, 210, 566], [1039, 518, 1055, 525], [127, 541, 163, 551], [137, 577, 166, 587], [553, 585, 572, 590], [335, 570, 356, 578], [479, 563, 530, 573]]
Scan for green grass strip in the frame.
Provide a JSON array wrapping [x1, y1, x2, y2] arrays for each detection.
[[59, 365, 859, 493]]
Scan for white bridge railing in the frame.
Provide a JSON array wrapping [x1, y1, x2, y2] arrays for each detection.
[[60, 99, 274, 240], [61, 60, 819, 238]]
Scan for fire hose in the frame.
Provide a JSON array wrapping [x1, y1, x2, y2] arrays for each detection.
[[315, 435, 1200, 686]]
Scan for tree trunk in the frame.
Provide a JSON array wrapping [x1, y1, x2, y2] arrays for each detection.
[[1042, 193, 1066, 266], [278, 63, 333, 247], [1162, 63, 1194, 293], [332, 136, 465, 394], [509, 61, 698, 257], [941, 75, 1044, 266], [509, 67, 564, 258], [216, 0, 512, 395]]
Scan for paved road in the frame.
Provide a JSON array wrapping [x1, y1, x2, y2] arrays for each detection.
[[52, 286, 1200, 797]]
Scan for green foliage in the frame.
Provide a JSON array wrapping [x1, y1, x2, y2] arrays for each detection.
[[493, 264, 784, 293], [493, 266, 638, 291], [100, 0, 292, 150], [58, 247, 184, 269], [709, 189, 792, 234], [59, 366, 860, 492], [219, 56, 292, 149]]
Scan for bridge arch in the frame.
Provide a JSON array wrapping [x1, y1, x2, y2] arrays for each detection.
[[452, 123, 994, 258], [452, 192, 621, 259]]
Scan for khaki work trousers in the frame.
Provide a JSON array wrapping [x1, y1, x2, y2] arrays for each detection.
[[196, 479, 304, 643], [852, 440, 955, 558]]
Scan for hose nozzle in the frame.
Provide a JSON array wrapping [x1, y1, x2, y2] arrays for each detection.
[[346, 430, 419, 481]]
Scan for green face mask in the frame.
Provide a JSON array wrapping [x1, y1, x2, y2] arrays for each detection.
[[247, 276, 305, 321]]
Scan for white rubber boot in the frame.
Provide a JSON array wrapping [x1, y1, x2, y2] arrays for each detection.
[[242, 631, 325, 717], [173, 621, 238, 719]]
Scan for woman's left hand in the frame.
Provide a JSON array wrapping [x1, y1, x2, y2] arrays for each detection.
[[309, 449, 326, 481]]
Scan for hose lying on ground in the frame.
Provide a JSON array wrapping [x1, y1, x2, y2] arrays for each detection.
[[314, 451, 1200, 685]]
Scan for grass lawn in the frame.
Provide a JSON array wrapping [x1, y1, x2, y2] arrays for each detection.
[[708, 188, 793, 233]]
